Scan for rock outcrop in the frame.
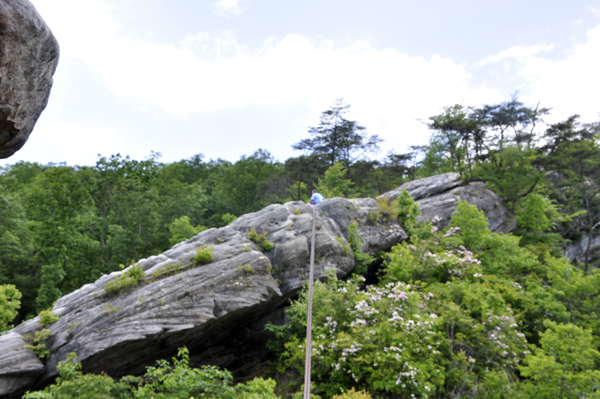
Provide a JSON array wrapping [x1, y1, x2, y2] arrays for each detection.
[[0, 0, 59, 158], [564, 233, 600, 267], [381, 172, 516, 234], [0, 177, 515, 398], [0, 333, 45, 398]]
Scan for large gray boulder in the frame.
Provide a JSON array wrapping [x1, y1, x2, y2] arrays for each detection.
[[381, 174, 516, 234], [0, 0, 59, 158], [317, 197, 408, 253], [0, 333, 44, 397], [0, 200, 407, 398]]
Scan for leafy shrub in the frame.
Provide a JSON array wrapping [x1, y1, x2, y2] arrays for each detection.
[[347, 223, 373, 275], [149, 262, 184, 282], [315, 161, 353, 198], [168, 215, 207, 246], [23, 347, 279, 399], [194, 244, 214, 265], [104, 265, 145, 295], [335, 236, 352, 256], [0, 284, 22, 332], [331, 387, 372, 399], [222, 213, 238, 225], [375, 197, 399, 222], [248, 228, 274, 252], [23, 329, 51, 359], [237, 264, 254, 274], [280, 274, 444, 398], [395, 188, 433, 239], [38, 309, 59, 327], [519, 321, 600, 399]]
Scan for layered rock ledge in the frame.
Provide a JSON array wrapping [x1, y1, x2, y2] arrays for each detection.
[[381, 172, 516, 233]]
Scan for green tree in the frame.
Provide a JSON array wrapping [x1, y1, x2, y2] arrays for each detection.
[[426, 104, 483, 176], [519, 321, 600, 399], [210, 149, 284, 218], [540, 116, 600, 272], [168, 216, 206, 246], [293, 99, 382, 168], [315, 161, 353, 198], [471, 95, 550, 150], [0, 284, 21, 332], [473, 145, 542, 212]]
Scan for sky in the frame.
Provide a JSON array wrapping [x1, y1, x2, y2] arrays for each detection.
[[2, 0, 600, 167]]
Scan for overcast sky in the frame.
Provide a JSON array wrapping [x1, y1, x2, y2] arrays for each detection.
[[2, 0, 600, 167]]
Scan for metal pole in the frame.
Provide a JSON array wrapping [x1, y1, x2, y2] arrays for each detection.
[[303, 205, 317, 399]]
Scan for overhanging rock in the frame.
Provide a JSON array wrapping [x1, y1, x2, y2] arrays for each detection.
[[0, 0, 59, 158]]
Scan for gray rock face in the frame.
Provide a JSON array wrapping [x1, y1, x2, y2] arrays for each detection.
[[0, 333, 45, 397], [0, 0, 59, 158], [0, 200, 408, 398], [317, 197, 408, 253], [417, 182, 516, 233], [381, 174, 516, 234], [564, 233, 600, 266], [381, 172, 462, 201]]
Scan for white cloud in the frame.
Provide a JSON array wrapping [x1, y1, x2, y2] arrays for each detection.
[[36, 0, 600, 162], [589, 6, 600, 17], [0, 122, 123, 166], [479, 25, 600, 124], [213, 0, 246, 17], [478, 44, 554, 66], [29, 0, 504, 154]]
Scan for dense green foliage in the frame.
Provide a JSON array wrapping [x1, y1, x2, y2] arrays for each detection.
[[274, 199, 600, 398], [23, 347, 279, 399]]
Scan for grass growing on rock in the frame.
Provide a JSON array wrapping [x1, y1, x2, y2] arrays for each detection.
[[104, 265, 145, 296], [194, 244, 214, 265], [248, 228, 274, 252]]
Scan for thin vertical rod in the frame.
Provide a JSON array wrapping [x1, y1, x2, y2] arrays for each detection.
[[303, 206, 317, 399]]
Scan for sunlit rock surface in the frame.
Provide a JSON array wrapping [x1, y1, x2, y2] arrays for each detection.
[[381, 173, 516, 233]]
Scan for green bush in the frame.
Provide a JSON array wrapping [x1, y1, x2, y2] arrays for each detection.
[[23, 347, 279, 399], [248, 228, 274, 252], [0, 284, 22, 332], [23, 329, 51, 359], [168, 215, 207, 246], [280, 273, 444, 398], [347, 222, 373, 275], [331, 387, 372, 399], [38, 309, 59, 327], [104, 265, 145, 295], [519, 321, 600, 399], [375, 197, 399, 222], [194, 244, 214, 265]]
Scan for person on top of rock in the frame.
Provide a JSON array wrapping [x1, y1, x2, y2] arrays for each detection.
[[308, 189, 325, 205]]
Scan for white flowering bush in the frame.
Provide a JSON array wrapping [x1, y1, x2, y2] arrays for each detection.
[[281, 274, 445, 398], [271, 199, 600, 398], [384, 231, 483, 284]]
